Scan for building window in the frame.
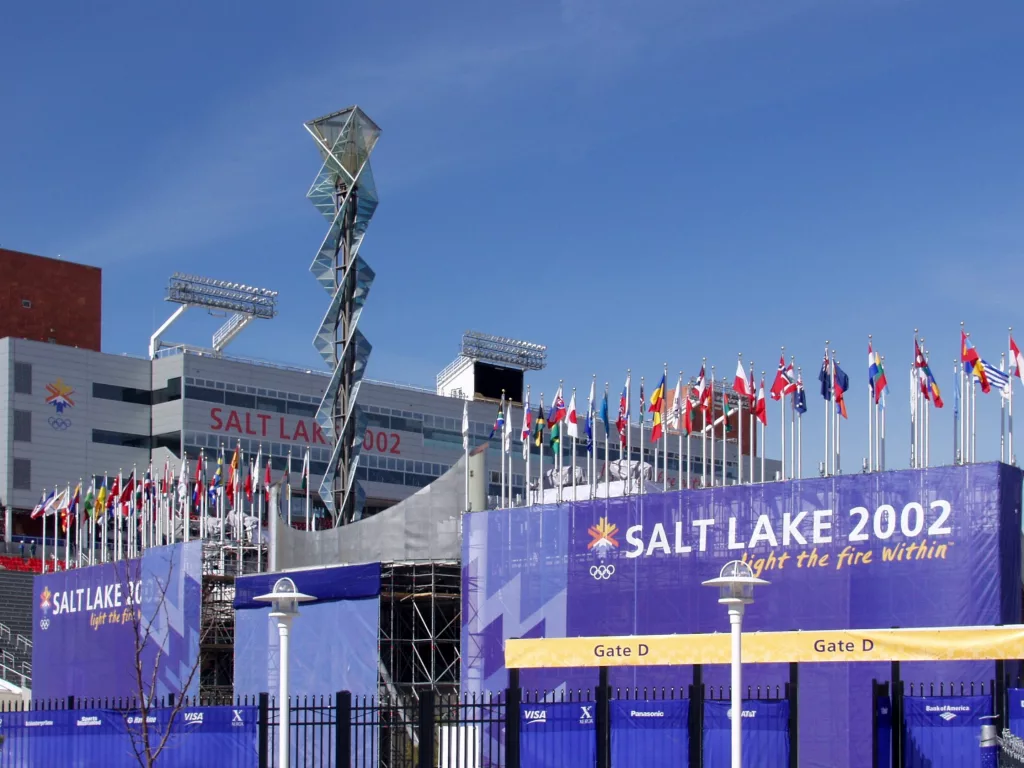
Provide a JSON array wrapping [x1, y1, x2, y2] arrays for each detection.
[[287, 401, 318, 418], [152, 431, 182, 457], [152, 377, 182, 405], [12, 458, 31, 490], [92, 382, 152, 405], [185, 385, 225, 404], [225, 391, 256, 409], [256, 396, 287, 414], [13, 410, 31, 442], [21, 299, 31, 309], [13, 362, 31, 395], [92, 429, 151, 449]]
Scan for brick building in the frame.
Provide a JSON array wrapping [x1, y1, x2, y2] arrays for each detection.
[[0, 249, 102, 352]]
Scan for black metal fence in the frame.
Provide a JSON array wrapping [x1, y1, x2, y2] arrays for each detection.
[[4, 664, 799, 768]]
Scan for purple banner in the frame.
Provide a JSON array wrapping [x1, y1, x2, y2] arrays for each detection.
[[32, 541, 202, 700], [462, 463, 1022, 768]]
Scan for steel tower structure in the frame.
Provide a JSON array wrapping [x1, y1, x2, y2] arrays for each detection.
[[305, 107, 380, 524]]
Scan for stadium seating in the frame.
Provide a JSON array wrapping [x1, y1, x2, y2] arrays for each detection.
[[0, 571, 37, 689]]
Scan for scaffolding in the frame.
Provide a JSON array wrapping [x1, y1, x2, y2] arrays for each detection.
[[198, 542, 265, 703], [379, 561, 461, 699]]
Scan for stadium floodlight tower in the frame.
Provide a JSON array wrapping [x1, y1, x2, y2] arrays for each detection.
[[436, 331, 547, 404], [305, 106, 380, 525], [702, 561, 770, 768], [148, 273, 279, 359]]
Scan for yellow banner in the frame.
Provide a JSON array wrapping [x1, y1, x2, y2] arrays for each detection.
[[505, 625, 1024, 669]]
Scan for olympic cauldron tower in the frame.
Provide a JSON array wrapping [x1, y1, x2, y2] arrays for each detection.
[[304, 107, 380, 525]]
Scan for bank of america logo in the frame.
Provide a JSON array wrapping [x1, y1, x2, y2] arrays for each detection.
[[587, 517, 619, 552], [939, 712, 957, 721]]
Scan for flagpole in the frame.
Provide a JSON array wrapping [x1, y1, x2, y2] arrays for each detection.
[[797, 367, 804, 479], [823, 341, 830, 477], [626, 371, 633, 496], [868, 335, 874, 471], [779, 346, 786, 481], [971, 345, 977, 463], [708, 368, 715, 488], [881, 385, 887, 470], [557, 382, 564, 504], [1000, 351, 1007, 463], [749, 362, 755, 482], [735, 355, 743, 485], [1010, 328, 1016, 465], [603, 385, 610, 499], [922, 339, 930, 468], [523, 386, 531, 507], [832, 351, 840, 475], [760, 371, 766, 483], [571, 387, 578, 503], [789, 355, 796, 477], [701, 360, 707, 488], [721, 387, 727, 488]]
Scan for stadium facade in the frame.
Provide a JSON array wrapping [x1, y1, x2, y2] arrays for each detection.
[[0, 336, 774, 532]]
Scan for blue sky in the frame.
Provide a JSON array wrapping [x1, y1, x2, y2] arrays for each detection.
[[4, 0, 1024, 472]]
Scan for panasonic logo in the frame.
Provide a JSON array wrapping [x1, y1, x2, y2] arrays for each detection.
[[524, 710, 547, 724], [631, 711, 665, 718]]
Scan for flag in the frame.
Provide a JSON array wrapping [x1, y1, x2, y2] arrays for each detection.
[[961, 330, 990, 393], [722, 396, 733, 433], [755, 377, 767, 425], [489, 394, 505, 439], [982, 361, 1010, 393], [533, 398, 547, 447], [651, 407, 664, 442], [615, 376, 629, 446], [264, 457, 272, 490], [600, 389, 610, 438], [771, 356, 796, 400], [520, 394, 532, 442], [227, 445, 240, 501], [585, 380, 595, 454], [915, 340, 944, 408], [1013, 336, 1024, 380], [503, 401, 512, 453], [549, 419, 560, 452], [818, 354, 832, 400], [694, 365, 710, 413], [668, 375, 683, 431], [192, 455, 204, 509], [868, 343, 888, 404], [548, 385, 567, 425], [31, 490, 54, 519], [648, 375, 666, 414], [244, 466, 253, 502], [684, 388, 697, 434], [795, 375, 807, 414], [567, 390, 579, 439], [462, 400, 470, 450], [301, 450, 310, 490], [834, 363, 849, 419], [638, 381, 645, 430], [734, 361, 752, 403], [521, 397, 532, 460], [83, 488, 95, 519], [94, 482, 107, 520]]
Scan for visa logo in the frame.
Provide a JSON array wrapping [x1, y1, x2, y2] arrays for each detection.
[[524, 709, 547, 724], [183, 712, 204, 725]]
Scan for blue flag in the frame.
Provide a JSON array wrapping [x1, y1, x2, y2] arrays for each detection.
[[818, 355, 832, 400], [795, 381, 807, 414], [601, 391, 610, 437]]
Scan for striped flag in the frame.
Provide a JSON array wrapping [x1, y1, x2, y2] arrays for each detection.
[[981, 360, 1010, 394]]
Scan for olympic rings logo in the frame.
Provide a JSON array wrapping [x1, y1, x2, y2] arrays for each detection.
[[48, 417, 72, 431], [590, 564, 615, 581], [39, 618, 50, 631]]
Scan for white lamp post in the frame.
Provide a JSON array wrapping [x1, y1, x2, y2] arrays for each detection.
[[702, 561, 769, 768], [254, 576, 314, 768]]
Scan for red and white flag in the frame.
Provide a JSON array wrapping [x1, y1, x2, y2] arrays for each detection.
[[1012, 336, 1024, 380], [755, 377, 767, 425], [734, 360, 752, 404], [770, 355, 797, 401], [566, 390, 579, 439], [694, 365, 711, 413]]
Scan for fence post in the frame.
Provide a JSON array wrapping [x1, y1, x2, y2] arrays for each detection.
[[67, 695, 75, 711], [689, 664, 703, 768], [418, 688, 435, 768], [788, 662, 798, 768], [596, 666, 610, 768], [506, 668, 521, 768], [335, 690, 351, 768], [891, 661, 902, 768], [258, 692, 269, 768], [996, 660, 1006, 733]]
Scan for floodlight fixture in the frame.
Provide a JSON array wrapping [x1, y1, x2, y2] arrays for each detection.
[[460, 331, 547, 371], [149, 273, 280, 358]]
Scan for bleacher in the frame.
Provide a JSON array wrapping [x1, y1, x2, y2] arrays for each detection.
[[0, 571, 36, 690]]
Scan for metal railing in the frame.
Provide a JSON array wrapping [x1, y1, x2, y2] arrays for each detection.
[[1002, 729, 1024, 766]]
